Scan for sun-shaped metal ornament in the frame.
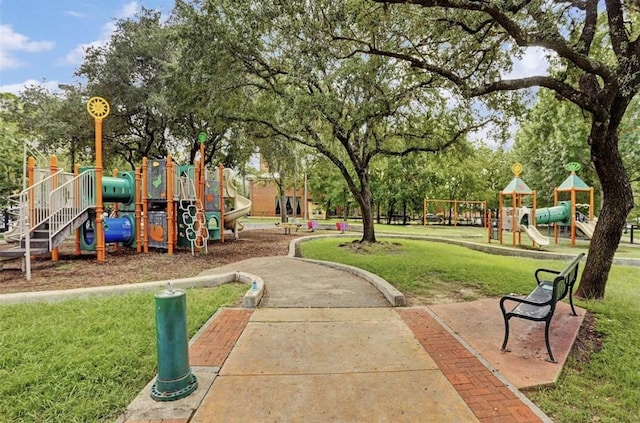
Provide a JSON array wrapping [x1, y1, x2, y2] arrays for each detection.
[[87, 97, 110, 119], [511, 162, 523, 177]]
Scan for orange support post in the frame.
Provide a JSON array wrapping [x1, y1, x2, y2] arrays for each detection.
[[498, 194, 503, 244], [28, 157, 36, 231], [87, 96, 109, 261], [511, 193, 517, 246], [199, 143, 206, 203], [219, 164, 225, 243], [570, 188, 577, 247], [193, 160, 201, 252], [94, 118, 105, 262], [142, 157, 149, 253], [166, 156, 174, 255], [135, 166, 142, 252]]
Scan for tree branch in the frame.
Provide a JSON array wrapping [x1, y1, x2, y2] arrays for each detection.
[[576, 0, 598, 55], [372, 0, 612, 79], [604, 0, 630, 59]]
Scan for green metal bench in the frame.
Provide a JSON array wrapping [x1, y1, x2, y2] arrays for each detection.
[[499, 253, 585, 363]]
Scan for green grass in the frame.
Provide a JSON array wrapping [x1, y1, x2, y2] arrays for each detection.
[[529, 265, 640, 423], [300, 237, 568, 300], [0, 284, 246, 423], [371, 222, 640, 259], [299, 236, 640, 423]]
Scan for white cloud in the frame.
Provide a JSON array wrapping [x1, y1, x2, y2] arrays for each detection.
[[118, 1, 140, 19], [0, 79, 62, 95], [65, 10, 86, 18], [0, 25, 55, 70], [60, 1, 140, 66], [61, 40, 107, 66], [502, 47, 553, 79]]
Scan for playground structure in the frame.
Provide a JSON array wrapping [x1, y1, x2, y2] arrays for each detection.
[[422, 199, 487, 227], [494, 163, 595, 248], [0, 97, 251, 279]]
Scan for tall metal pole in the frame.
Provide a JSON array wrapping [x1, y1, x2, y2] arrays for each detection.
[[87, 97, 110, 262]]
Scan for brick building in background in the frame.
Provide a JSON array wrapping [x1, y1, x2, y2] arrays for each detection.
[[247, 157, 325, 219]]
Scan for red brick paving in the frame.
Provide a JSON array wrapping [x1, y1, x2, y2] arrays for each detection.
[[189, 309, 253, 367], [397, 308, 543, 423]]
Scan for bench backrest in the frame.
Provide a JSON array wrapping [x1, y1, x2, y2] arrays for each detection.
[[552, 253, 585, 303]]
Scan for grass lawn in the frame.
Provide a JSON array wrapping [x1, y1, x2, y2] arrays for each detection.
[[299, 236, 640, 423], [0, 284, 246, 422], [1, 224, 637, 422]]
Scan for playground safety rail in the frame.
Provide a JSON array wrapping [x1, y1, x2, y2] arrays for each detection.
[[176, 166, 197, 201], [6, 169, 72, 280], [11, 169, 72, 243], [48, 169, 97, 248]]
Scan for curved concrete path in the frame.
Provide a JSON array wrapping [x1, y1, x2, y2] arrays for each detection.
[[0, 232, 554, 423], [199, 256, 390, 308], [119, 244, 552, 423]]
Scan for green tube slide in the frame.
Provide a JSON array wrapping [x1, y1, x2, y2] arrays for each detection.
[[102, 173, 135, 205], [534, 201, 571, 226]]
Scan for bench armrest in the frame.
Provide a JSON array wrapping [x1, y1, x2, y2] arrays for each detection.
[[535, 268, 560, 284]]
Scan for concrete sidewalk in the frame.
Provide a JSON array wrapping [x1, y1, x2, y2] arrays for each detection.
[[119, 256, 558, 423]]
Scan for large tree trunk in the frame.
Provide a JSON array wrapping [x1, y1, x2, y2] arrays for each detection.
[[355, 177, 376, 243], [576, 122, 634, 299], [361, 196, 376, 242]]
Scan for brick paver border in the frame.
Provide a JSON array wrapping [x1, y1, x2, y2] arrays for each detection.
[[189, 308, 254, 367], [397, 308, 544, 423]]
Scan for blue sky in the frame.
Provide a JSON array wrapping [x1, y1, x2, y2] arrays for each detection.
[[0, 0, 175, 95]]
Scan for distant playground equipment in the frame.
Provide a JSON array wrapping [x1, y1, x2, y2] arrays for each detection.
[[422, 199, 487, 227], [492, 163, 595, 248], [0, 98, 251, 279]]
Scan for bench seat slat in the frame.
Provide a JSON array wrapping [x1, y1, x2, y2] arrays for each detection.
[[512, 285, 553, 318]]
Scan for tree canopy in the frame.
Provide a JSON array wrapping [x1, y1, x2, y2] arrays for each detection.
[[347, 0, 639, 298], [180, 0, 486, 242]]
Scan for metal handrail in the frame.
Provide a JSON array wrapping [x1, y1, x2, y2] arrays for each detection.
[[3, 194, 23, 243], [13, 169, 73, 243], [48, 169, 97, 244]]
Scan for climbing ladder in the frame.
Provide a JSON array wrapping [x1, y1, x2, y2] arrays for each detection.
[[176, 170, 208, 255]]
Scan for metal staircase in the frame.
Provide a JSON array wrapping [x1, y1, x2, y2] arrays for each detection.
[[0, 170, 96, 276]]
